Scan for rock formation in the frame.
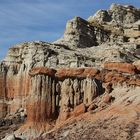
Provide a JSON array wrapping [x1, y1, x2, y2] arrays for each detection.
[[0, 3, 140, 140], [104, 62, 137, 74], [88, 4, 140, 26], [55, 16, 110, 47], [27, 67, 101, 122]]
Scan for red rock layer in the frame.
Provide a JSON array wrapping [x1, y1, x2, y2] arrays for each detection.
[[0, 62, 31, 115], [0, 103, 7, 118], [1, 61, 140, 119], [103, 71, 140, 86], [29, 67, 57, 76], [104, 62, 137, 74], [29, 67, 100, 79], [56, 67, 100, 79], [29, 66, 140, 87]]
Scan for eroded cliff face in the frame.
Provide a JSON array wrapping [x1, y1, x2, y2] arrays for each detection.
[[88, 4, 140, 26], [27, 67, 101, 122], [10, 67, 101, 139], [13, 65, 140, 139], [55, 17, 110, 47], [0, 3, 140, 140]]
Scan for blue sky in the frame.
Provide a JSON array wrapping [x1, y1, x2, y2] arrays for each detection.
[[0, 0, 140, 60]]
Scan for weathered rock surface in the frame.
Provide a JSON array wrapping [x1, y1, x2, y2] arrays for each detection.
[[0, 3, 140, 140], [104, 62, 137, 74], [55, 17, 97, 48], [28, 67, 101, 122], [88, 4, 140, 26], [38, 86, 140, 140], [13, 66, 140, 139]]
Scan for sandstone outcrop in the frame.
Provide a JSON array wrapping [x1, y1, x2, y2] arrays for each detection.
[[0, 3, 140, 140], [133, 60, 140, 71], [55, 17, 109, 48], [103, 94, 113, 103], [22, 65, 140, 139], [88, 4, 140, 26], [73, 103, 86, 117], [56, 67, 100, 79], [104, 62, 137, 74], [27, 67, 101, 124]]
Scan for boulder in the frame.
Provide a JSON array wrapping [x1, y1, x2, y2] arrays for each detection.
[[103, 94, 114, 103], [133, 60, 140, 71], [2, 134, 16, 140], [73, 103, 86, 117], [104, 72, 127, 84]]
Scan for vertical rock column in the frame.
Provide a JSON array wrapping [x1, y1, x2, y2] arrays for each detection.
[[83, 77, 98, 104], [27, 75, 57, 124], [58, 77, 99, 122], [0, 71, 7, 118], [26, 68, 58, 127], [6, 71, 30, 114]]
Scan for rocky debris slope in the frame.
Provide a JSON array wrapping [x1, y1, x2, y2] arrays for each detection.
[[39, 84, 140, 140], [42, 109, 140, 140], [0, 108, 26, 139], [0, 3, 140, 140]]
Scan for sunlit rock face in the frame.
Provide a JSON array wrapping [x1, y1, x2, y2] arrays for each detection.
[[88, 3, 140, 26], [27, 67, 102, 124], [0, 71, 7, 119], [27, 75, 58, 124], [14, 65, 140, 139], [26, 65, 140, 125], [0, 3, 140, 140], [104, 62, 137, 74], [55, 16, 110, 48], [15, 67, 101, 139]]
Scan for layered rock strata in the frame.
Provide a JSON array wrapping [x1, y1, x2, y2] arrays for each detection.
[[55, 17, 110, 47], [0, 3, 140, 140], [27, 67, 102, 124], [27, 64, 140, 125]]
